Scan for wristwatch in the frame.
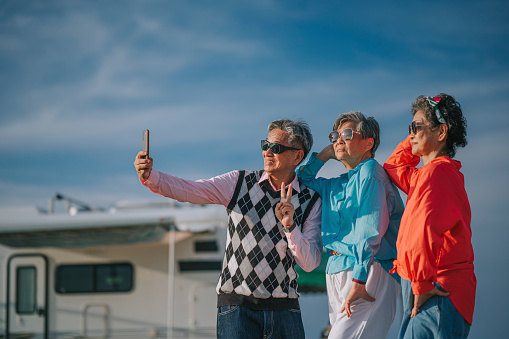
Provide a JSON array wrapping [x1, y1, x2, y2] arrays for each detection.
[[282, 223, 296, 233]]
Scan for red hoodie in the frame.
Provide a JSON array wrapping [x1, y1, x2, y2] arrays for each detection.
[[384, 136, 476, 325]]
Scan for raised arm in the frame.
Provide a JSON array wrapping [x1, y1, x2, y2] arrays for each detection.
[[383, 136, 420, 194], [297, 147, 334, 194], [133, 151, 237, 206]]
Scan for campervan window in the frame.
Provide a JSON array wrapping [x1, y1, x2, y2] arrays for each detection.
[[194, 240, 219, 252], [16, 266, 37, 314], [179, 260, 222, 272], [56, 263, 133, 294]]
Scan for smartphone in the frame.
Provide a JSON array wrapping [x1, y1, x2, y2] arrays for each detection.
[[142, 129, 149, 159]]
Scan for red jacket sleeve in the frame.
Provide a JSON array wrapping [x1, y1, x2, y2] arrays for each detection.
[[383, 136, 420, 194]]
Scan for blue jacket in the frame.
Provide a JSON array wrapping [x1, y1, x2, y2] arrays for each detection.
[[297, 153, 404, 282]]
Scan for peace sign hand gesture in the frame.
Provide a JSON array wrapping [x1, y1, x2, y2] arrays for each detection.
[[275, 182, 295, 230]]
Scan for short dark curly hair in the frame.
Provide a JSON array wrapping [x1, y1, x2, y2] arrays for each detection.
[[411, 93, 467, 158]]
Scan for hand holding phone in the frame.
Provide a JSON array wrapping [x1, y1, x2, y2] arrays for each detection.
[[135, 129, 152, 180]]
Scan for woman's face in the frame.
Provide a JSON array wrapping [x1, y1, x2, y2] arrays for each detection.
[[333, 121, 372, 170], [409, 110, 442, 157]]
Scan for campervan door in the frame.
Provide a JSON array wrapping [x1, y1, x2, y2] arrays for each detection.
[[5, 253, 49, 339]]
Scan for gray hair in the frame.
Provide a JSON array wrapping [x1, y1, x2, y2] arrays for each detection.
[[332, 111, 380, 157], [268, 119, 313, 164]]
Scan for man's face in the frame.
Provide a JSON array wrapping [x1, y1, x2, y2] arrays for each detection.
[[263, 128, 302, 178]]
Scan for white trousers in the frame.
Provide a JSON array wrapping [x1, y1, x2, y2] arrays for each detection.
[[326, 262, 400, 339]]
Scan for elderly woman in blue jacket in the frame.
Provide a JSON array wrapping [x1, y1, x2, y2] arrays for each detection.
[[297, 111, 404, 339]]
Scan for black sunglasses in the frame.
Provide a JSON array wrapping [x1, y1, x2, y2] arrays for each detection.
[[408, 121, 429, 135], [261, 140, 301, 154]]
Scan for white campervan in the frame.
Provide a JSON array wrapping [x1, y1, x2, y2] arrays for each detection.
[[0, 196, 227, 339]]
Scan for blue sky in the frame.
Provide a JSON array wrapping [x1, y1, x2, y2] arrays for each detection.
[[1, 0, 508, 337]]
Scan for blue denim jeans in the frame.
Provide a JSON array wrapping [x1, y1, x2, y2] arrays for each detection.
[[398, 279, 471, 339], [217, 305, 305, 339]]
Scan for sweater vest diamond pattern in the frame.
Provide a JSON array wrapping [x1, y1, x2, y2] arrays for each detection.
[[216, 170, 319, 299]]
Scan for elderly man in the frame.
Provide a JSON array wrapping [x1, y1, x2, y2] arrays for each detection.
[[134, 119, 322, 339], [296, 112, 404, 339]]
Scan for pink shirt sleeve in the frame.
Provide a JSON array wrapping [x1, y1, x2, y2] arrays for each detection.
[[285, 198, 323, 272], [141, 169, 238, 206], [142, 169, 322, 272]]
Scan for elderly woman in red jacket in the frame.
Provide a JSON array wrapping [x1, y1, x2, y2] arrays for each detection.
[[384, 94, 476, 338]]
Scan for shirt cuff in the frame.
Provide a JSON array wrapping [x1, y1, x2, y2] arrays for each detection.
[[141, 170, 160, 186], [352, 263, 369, 282], [285, 224, 302, 239], [282, 222, 297, 234], [411, 280, 435, 295]]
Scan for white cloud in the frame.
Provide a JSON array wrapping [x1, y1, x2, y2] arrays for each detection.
[[0, 3, 508, 337]]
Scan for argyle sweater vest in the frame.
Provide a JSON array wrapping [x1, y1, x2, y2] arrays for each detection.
[[216, 170, 319, 304]]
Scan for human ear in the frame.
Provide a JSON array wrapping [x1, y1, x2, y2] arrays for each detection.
[[293, 150, 304, 165], [438, 124, 448, 142], [365, 138, 374, 151]]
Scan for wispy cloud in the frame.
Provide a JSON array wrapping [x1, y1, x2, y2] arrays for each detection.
[[0, 2, 508, 335]]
